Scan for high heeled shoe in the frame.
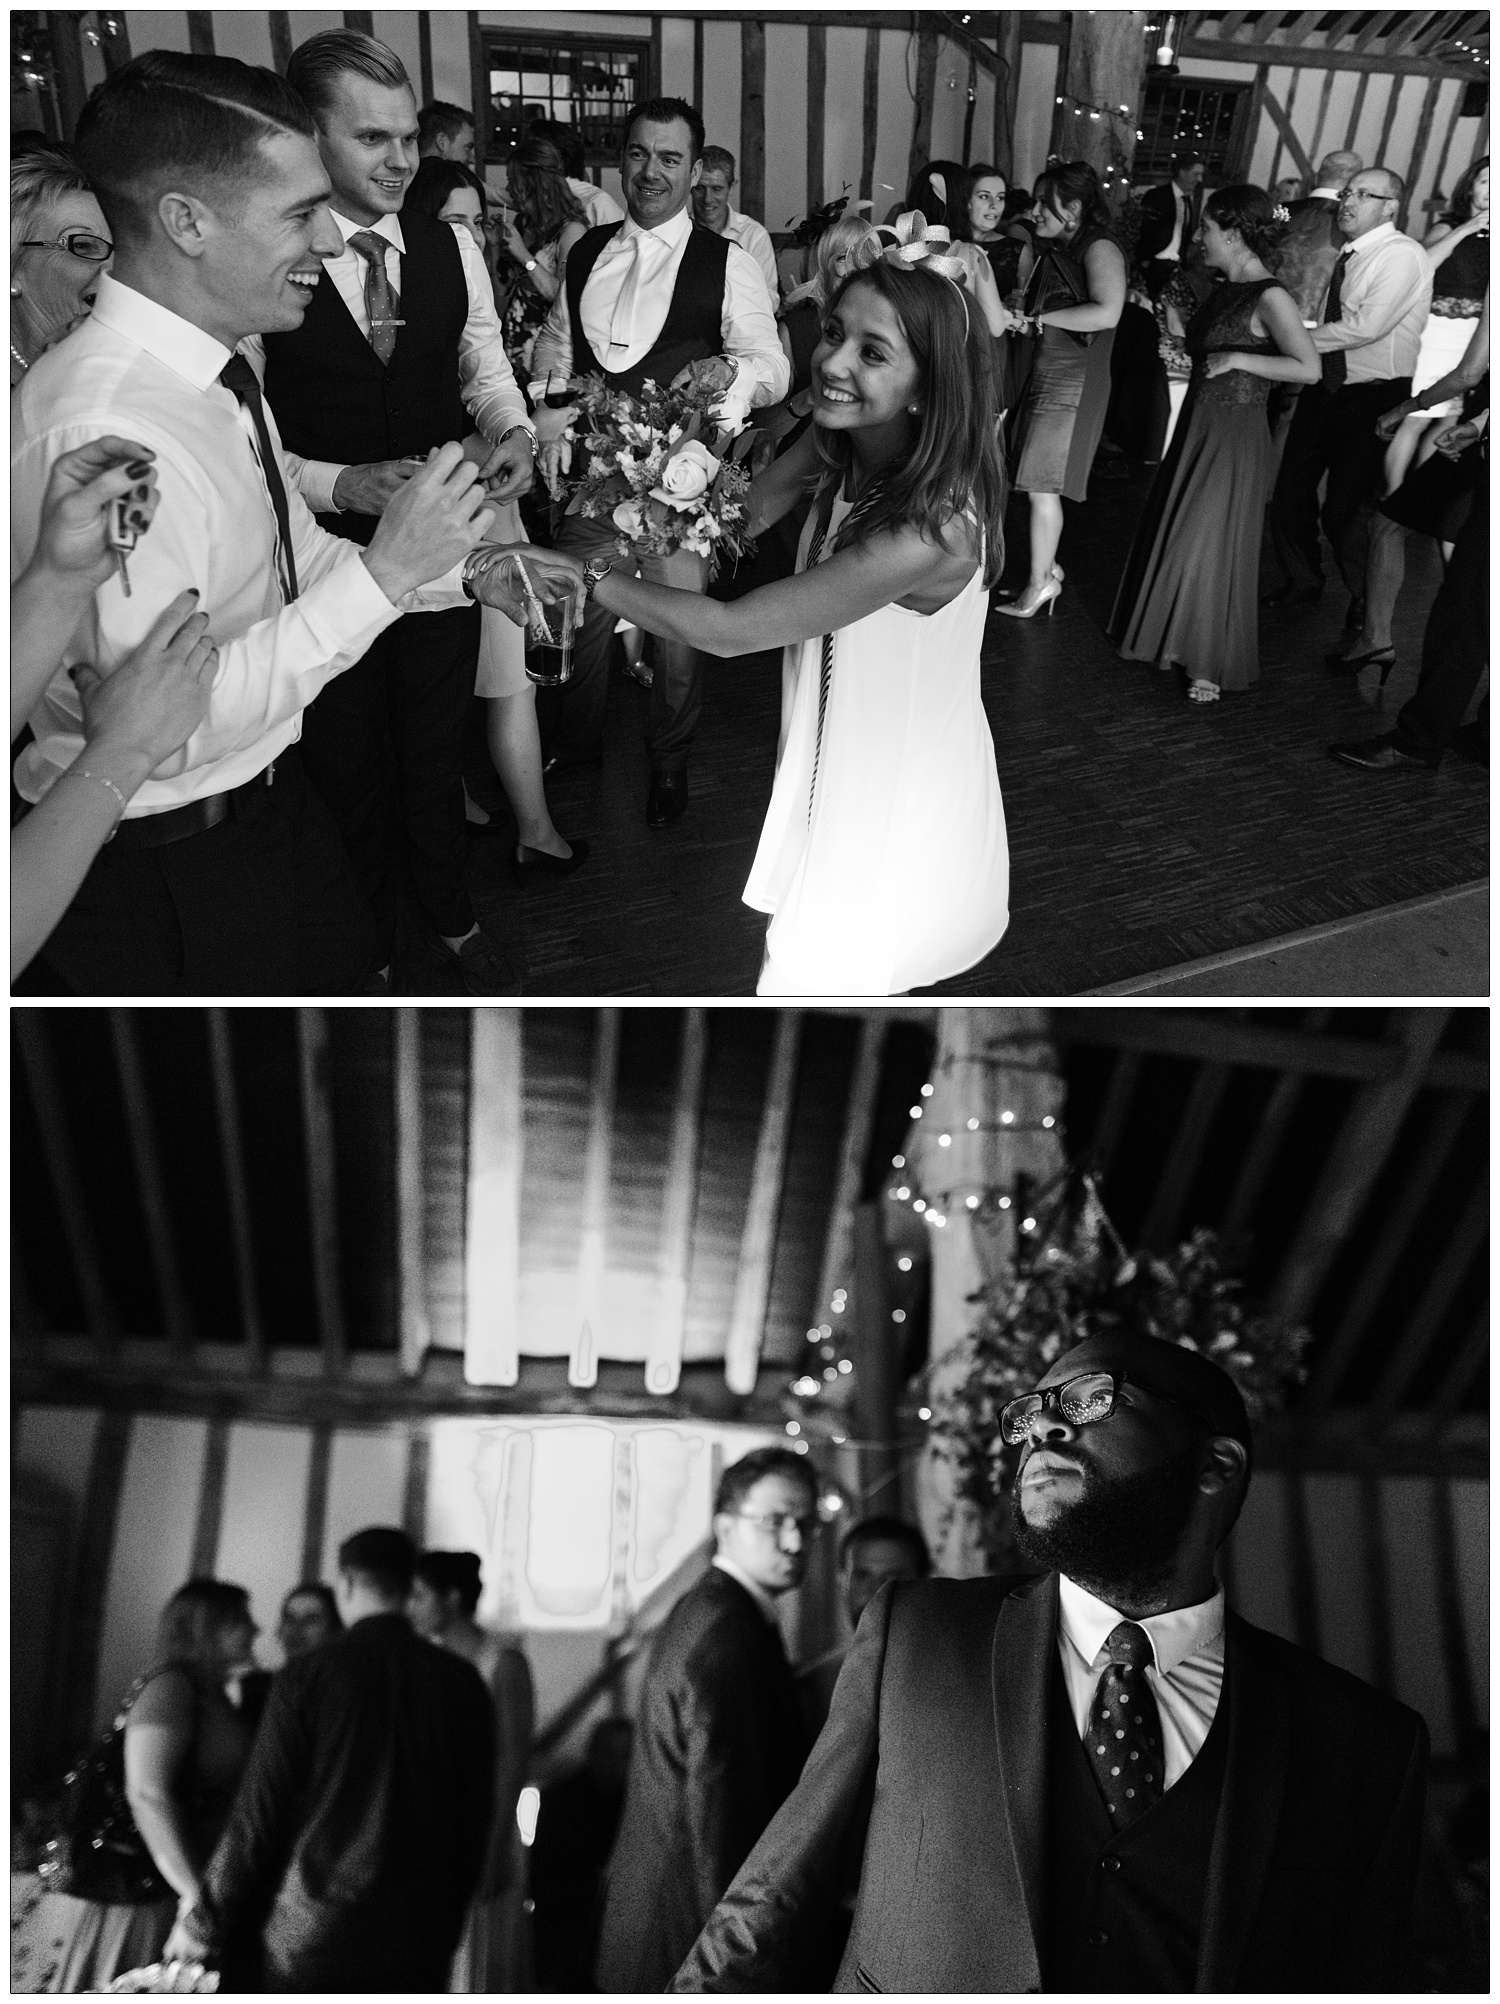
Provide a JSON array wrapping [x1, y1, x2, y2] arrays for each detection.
[[512, 836, 590, 880], [995, 576, 1063, 620], [1324, 644, 1395, 686]]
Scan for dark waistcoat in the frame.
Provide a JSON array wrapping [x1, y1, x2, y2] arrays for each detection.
[[565, 222, 729, 397], [261, 212, 471, 547], [1041, 1656, 1229, 1993]]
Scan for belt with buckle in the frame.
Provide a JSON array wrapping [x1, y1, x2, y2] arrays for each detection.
[[109, 762, 278, 850]]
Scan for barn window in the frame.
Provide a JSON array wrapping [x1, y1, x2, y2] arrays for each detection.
[[482, 29, 651, 167], [1137, 77, 1252, 179]]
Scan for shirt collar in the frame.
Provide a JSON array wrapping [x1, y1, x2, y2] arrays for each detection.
[[1059, 1575, 1225, 1679], [620, 203, 693, 251], [1346, 219, 1398, 258], [331, 208, 406, 255], [711, 1554, 782, 1626], [89, 273, 237, 391], [1311, 186, 1343, 202]]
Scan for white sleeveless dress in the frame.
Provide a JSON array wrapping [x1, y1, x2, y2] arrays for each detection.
[[743, 491, 1010, 995]]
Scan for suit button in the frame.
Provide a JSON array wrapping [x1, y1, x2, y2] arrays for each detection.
[[1089, 1929, 1109, 1948], [1102, 1856, 1122, 1873]]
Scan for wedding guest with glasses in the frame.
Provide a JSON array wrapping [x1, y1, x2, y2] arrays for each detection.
[[1262, 167, 1431, 629], [673, 1334, 1430, 1994], [10, 150, 112, 384], [11, 50, 572, 998], [595, 1447, 816, 1993], [1110, 187, 1319, 703]]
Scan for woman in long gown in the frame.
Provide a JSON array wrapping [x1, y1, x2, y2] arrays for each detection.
[[409, 1552, 535, 1995], [586, 241, 1009, 995], [1109, 186, 1319, 701], [998, 161, 1127, 619]]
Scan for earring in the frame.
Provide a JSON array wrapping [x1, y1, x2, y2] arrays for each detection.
[[908, 403, 921, 415]]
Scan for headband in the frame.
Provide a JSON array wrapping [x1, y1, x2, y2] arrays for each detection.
[[871, 210, 973, 339]]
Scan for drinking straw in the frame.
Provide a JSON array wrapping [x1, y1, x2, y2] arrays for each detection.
[[510, 552, 555, 645]]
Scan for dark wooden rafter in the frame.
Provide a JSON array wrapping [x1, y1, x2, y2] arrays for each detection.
[[1353, 11, 1400, 55], [300, 1422, 333, 1581], [1056, 1011, 1483, 1092], [1366, 1178, 1488, 1427], [1404, 74, 1450, 223], [1384, 12, 1436, 58], [909, 19, 941, 184], [813, 1014, 890, 1334], [1303, 1090, 1472, 1413], [268, 11, 294, 76], [1267, 73, 1313, 183], [15, 1014, 119, 1353], [994, 10, 1023, 175], [1140, 1058, 1234, 1251], [185, 12, 214, 56], [807, 24, 827, 207], [1308, 60, 1340, 163], [206, 1010, 266, 1374], [467, 11, 487, 175], [1177, 32, 1482, 77], [1220, 1009, 1330, 1243], [1344, 69, 1373, 153], [740, 19, 767, 223], [1376, 68, 1407, 165], [108, 1010, 195, 1362], [645, 1009, 711, 1397], [402, 1425, 430, 1544], [1270, 1010, 1450, 1327], [59, 1410, 132, 1750], [343, 12, 374, 36], [692, 18, 705, 107], [1426, 1311, 1489, 1435], [417, 11, 433, 103], [571, 1008, 622, 1390], [1086, 1050, 1144, 1182], [1275, 11, 1324, 47], [725, 1011, 804, 1396], [297, 1009, 347, 1381], [395, 1011, 430, 1380], [1430, 84, 1470, 201], [859, 28, 880, 205], [189, 1417, 231, 1577]]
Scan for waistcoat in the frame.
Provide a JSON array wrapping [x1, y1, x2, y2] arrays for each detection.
[[565, 221, 729, 397]]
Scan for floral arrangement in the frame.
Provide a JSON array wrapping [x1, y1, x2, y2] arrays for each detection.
[[926, 1178, 1313, 1566], [568, 366, 756, 576]]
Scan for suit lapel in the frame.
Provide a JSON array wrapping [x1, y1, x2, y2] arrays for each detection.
[[990, 1571, 1057, 1965], [1196, 1612, 1290, 1991]]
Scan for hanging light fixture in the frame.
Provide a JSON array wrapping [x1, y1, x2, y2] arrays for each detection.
[[1152, 13, 1181, 74]]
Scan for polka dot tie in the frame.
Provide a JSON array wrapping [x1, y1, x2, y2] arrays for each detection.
[[1084, 1621, 1164, 1828]]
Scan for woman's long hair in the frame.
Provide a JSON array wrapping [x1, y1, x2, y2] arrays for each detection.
[[506, 135, 586, 251], [1032, 159, 1114, 239], [782, 214, 882, 311], [905, 159, 973, 238], [814, 258, 1005, 588], [405, 156, 488, 225], [1443, 154, 1489, 225], [156, 1579, 251, 1679]]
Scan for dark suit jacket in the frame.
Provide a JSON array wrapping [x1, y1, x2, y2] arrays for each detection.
[[596, 1566, 810, 1993], [195, 1613, 495, 1993], [1137, 181, 1198, 266], [1276, 194, 1345, 321], [672, 1572, 1430, 1993]]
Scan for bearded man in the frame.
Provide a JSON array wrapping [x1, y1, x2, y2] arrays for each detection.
[[671, 1332, 1430, 1993]]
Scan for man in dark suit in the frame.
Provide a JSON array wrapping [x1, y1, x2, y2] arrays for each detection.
[[166, 1526, 495, 1991], [595, 1445, 816, 1991], [673, 1334, 1430, 1993], [1135, 152, 1205, 303], [1276, 149, 1363, 322]]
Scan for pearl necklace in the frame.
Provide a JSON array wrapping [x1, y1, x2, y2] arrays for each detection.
[[10, 340, 30, 374]]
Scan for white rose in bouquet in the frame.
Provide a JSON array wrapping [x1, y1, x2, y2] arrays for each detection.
[[651, 440, 721, 510], [612, 497, 647, 537]]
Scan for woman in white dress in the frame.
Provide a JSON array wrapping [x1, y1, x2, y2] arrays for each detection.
[[589, 232, 1009, 995]]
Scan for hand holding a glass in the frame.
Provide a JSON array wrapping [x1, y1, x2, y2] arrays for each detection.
[[464, 544, 587, 683]]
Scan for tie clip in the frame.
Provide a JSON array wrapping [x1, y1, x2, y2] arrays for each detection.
[[372, 317, 406, 327]]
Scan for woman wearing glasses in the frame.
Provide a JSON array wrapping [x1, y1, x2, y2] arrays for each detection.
[[10, 149, 112, 384]]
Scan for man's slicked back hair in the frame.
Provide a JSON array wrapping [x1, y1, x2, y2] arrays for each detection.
[[714, 1445, 818, 1520], [75, 50, 315, 248], [287, 29, 410, 123]]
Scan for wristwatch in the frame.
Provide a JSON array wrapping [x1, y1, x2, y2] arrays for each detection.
[[581, 557, 614, 601]]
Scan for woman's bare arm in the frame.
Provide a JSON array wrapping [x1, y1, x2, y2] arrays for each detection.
[[1035, 237, 1127, 334], [1211, 283, 1320, 384]]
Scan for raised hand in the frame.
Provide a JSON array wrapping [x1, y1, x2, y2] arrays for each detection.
[[363, 442, 496, 601], [34, 436, 160, 591]]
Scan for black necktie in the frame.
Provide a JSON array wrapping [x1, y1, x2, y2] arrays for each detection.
[[1084, 1621, 1165, 1829], [1321, 248, 1354, 391], [219, 352, 299, 602]]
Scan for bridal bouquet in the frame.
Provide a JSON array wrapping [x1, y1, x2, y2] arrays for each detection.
[[568, 365, 756, 577]]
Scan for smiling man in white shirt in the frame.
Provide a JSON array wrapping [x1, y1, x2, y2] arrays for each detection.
[[530, 96, 788, 828], [692, 146, 781, 310], [1265, 165, 1431, 624], [9, 50, 576, 996]]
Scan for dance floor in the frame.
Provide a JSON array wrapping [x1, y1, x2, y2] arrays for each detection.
[[424, 465, 1488, 999]]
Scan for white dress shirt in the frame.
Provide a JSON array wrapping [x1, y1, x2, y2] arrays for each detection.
[[1311, 220, 1432, 383], [531, 202, 789, 409], [11, 275, 465, 815], [724, 207, 781, 310], [1056, 1576, 1226, 1791], [711, 1554, 783, 1627], [569, 176, 625, 228], [244, 207, 532, 512], [1156, 182, 1191, 264]]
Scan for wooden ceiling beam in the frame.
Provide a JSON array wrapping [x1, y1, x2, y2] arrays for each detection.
[[1277, 11, 1324, 48], [1270, 1010, 1450, 1327], [1220, 1009, 1329, 1243], [1054, 1009, 1483, 1090], [570, 1009, 621, 1390], [1302, 1090, 1472, 1414], [206, 1010, 265, 1373], [1176, 32, 1482, 76], [1351, 12, 1395, 54], [108, 1009, 195, 1361], [725, 1012, 804, 1396], [1140, 1060, 1233, 1250], [1086, 1050, 1144, 1182], [14, 1014, 119, 1354], [1217, 12, 1254, 40], [1426, 1310, 1489, 1435], [1384, 13, 1440, 57], [1367, 1178, 1488, 1428], [812, 1014, 890, 1344], [297, 1009, 346, 1380], [463, 1010, 523, 1387], [646, 1009, 710, 1398], [394, 1011, 430, 1379]]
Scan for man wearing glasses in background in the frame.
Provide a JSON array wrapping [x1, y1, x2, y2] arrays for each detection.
[[675, 1334, 1430, 1993], [596, 1446, 817, 1992]]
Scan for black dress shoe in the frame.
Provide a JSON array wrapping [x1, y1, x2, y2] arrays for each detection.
[[1260, 581, 1323, 608], [1344, 596, 1366, 633], [647, 771, 689, 827], [1327, 736, 1438, 772], [512, 836, 591, 880], [541, 751, 604, 779], [1323, 644, 1395, 684]]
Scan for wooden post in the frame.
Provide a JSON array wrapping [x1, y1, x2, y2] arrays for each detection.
[[646, 1010, 710, 1398], [740, 19, 766, 221], [851, 1204, 900, 1513], [418, 12, 433, 103], [343, 11, 374, 36], [724, 1013, 803, 1397], [813, 1016, 889, 1340], [98, 13, 132, 74], [860, 28, 880, 205], [1375, 74, 1406, 171], [468, 12, 487, 176], [59, 1411, 132, 1750], [570, 1009, 622, 1390], [47, 11, 89, 139], [395, 1011, 430, 1380], [1139, 1060, 1231, 1250], [301, 1423, 333, 1581], [693, 19, 704, 111], [269, 12, 294, 76], [189, 1419, 231, 1577], [1429, 85, 1469, 205], [1343, 69, 1372, 153], [962, 48, 978, 163], [994, 10, 1022, 176], [464, 1011, 523, 1387], [1048, 11, 1073, 158], [807, 24, 827, 210], [1085, 1050, 1142, 1182], [185, 12, 215, 56], [1061, 10, 1146, 191], [908, 19, 940, 189], [1403, 75, 1447, 227], [206, 1011, 266, 1374], [15, 1015, 119, 1354], [109, 1011, 196, 1362], [298, 1010, 347, 1382], [1307, 61, 1339, 165], [1220, 1015, 1328, 1244]]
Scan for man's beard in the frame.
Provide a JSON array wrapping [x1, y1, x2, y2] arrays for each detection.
[[1011, 1448, 1202, 1607]]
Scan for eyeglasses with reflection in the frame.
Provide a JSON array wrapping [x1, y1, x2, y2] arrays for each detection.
[[731, 1509, 820, 1540], [1000, 1369, 1209, 1448], [21, 230, 113, 263]]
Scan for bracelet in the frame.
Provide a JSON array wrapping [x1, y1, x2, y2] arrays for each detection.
[[59, 765, 128, 818], [462, 547, 516, 602], [497, 424, 539, 460]]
